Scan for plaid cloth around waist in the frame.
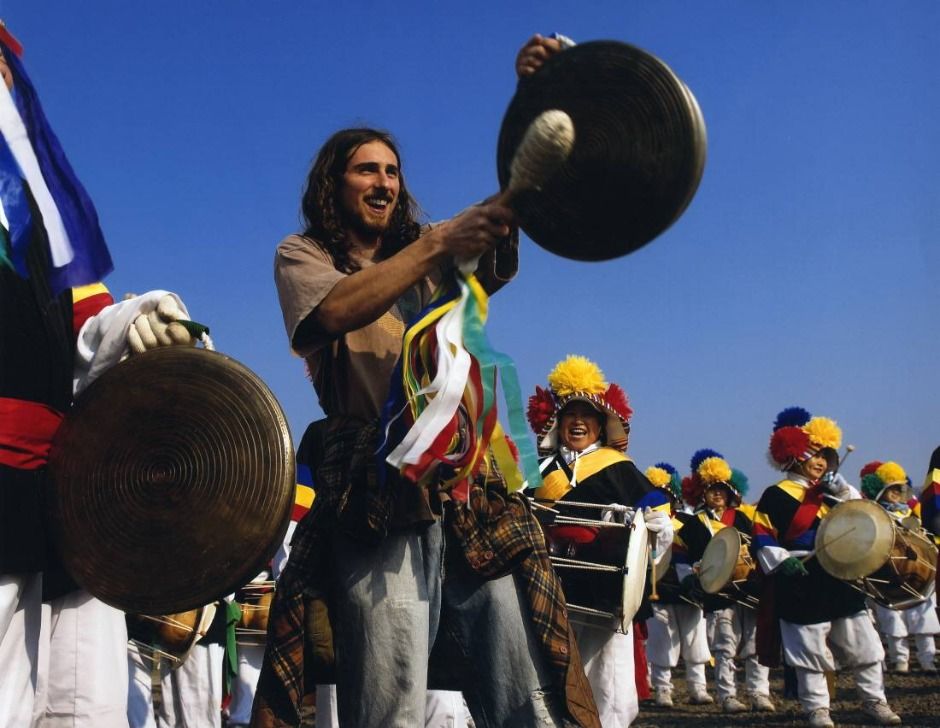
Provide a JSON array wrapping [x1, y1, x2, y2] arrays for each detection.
[[250, 418, 599, 728]]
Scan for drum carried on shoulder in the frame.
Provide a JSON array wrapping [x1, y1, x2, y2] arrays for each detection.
[[532, 499, 648, 632], [698, 526, 760, 609], [815, 499, 938, 609]]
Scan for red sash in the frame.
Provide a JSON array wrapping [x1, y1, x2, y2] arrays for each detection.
[[0, 397, 64, 469], [783, 484, 824, 544]]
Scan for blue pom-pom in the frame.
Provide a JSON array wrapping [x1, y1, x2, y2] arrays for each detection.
[[690, 448, 724, 472], [730, 467, 750, 497], [654, 462, 678, 476], [773, 406, 811, 431]]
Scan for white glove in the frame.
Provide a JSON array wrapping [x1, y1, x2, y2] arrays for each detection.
[[127, 294, 195, 354], [645, 506, 675, 559], [644, 506, 670, 533]]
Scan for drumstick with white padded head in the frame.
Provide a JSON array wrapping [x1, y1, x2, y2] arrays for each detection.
[[501, 109, 575, 203], [838, 444, 856, 469]]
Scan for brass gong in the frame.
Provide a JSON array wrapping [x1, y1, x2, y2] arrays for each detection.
[[48, 347, 294, 614]]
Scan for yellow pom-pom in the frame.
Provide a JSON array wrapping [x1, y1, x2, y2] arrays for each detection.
[[876, 461, 907, 486], [802, 416, 842, 450], [547, 355, 607, 397], [697, 456, 732, 485], [645, 466, 671, 488]]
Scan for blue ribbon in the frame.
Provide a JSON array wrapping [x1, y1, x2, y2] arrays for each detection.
[[1, 39, 113, 291], [0, 131, 32, 275]]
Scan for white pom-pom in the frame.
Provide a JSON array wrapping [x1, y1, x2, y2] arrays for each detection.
[[508, 109, 575, 195]]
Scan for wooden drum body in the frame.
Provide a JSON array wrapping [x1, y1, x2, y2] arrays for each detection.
[[542, 501, 648, 632], [816, 499, 938, 609], [698, 527, 759, 608]]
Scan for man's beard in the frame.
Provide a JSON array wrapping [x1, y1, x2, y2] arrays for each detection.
[[343, 207, 393, 239]]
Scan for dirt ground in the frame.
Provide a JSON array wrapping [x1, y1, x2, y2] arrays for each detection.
[[633, 662, 940, 728]]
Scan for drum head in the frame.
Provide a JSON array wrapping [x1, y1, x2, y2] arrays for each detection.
[[621, 508, 649, 630], [816, 499, 894, 580], [698, 526, 741, 594], [49, 347, 295, 614], [497, 40, 707, 261]]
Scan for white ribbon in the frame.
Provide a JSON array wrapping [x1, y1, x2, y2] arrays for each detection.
[[386, 275, 472, 468]]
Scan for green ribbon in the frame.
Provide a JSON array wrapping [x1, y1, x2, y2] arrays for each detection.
[[460, 273, 541, 489], [223, 600, 241, 695]]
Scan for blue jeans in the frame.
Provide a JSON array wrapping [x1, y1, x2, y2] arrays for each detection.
[[329, 519, 565, 727]]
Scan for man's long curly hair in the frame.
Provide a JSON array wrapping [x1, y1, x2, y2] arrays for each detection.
[[300, 128, 423, 274]]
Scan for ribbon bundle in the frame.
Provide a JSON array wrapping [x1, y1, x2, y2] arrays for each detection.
[[382, 261, 540, 498]]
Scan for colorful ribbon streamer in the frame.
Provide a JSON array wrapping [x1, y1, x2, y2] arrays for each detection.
[[382, 263, 540, 495]]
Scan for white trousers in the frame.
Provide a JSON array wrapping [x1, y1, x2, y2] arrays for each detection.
[[646, 602, 710, 693], [127, 640, 163, 728], [315, 685, 469, 728], [780, 612, 886, 713], [708, 605, 770, 700], [159, 643, 224, 728], [0, 574, 43, 728], [874, 592, 939, 668], [227, 642, 265, 725], [573, 622, 638, 728], [35, 589, 128, 728]]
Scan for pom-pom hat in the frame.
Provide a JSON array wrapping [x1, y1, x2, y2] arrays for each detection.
[[527, 355, 632, 454], [645, 462, 682, 500], [768, 406, 842, 471], [860, 460, 911, 502], [688, 448, 743, 507]]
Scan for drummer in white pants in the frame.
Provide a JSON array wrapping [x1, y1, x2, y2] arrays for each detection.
[[859, 460, 940, 673], [526, 356, 674, 726], [754, 408, 901, 727], [642, 463, 712, 708], [672, 453, 774, 712]]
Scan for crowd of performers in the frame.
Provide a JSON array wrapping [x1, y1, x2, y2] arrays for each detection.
[[3, 21, 940, 728]]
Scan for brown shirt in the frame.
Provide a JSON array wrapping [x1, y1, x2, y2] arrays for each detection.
[[274, 234, 433, 421]]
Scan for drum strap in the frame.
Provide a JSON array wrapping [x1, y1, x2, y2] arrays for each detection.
[[783, 485, 825, 544]]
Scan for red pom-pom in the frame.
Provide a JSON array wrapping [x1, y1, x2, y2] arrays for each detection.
[[769, 426, 811, 464], [859, 461, 882, 479], [527, 385, 556, 433], [603, 383, 633, 422], [682, 474, 704, 506]]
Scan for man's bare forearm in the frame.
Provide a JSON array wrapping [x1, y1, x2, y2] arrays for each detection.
[[304, 231, 446, 340]]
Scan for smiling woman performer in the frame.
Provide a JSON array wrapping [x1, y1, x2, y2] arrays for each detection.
[[752, 408, 901, 728], [526, 355, 673, 727]]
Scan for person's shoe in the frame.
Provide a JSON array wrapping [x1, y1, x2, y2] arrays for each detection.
[[750, 693, 776, 712], [861, 700, 901, 726], [653, 688, 674, 708], [890, 659, 909, 674], [722, 696, 747, 713], [806, 708, 835, 728], [688, 685, 714, 705]]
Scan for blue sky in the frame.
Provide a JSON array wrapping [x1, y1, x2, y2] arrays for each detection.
[[6, 1, 938, 499]]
